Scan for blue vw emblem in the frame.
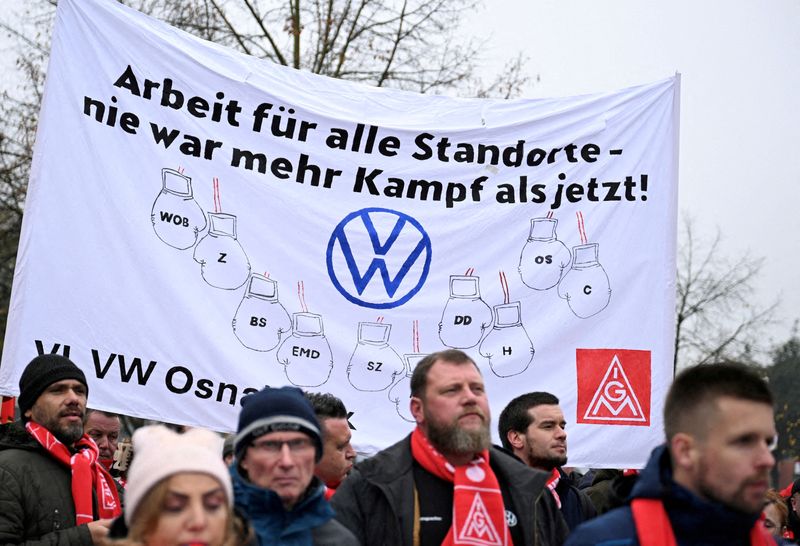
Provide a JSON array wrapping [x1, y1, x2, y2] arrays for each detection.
[[326, 208, 432, 309]]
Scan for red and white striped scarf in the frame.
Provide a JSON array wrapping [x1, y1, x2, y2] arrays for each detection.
[[545, 468, 562, 509], [26, 421, 122, 524], [411, 427, 512, 546]]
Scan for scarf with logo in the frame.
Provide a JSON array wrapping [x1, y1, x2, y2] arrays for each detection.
[[411, 427, 511, 546], [27, 421, 122, 524]]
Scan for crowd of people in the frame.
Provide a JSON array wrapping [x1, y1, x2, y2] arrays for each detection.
[[0, 349, 795, 545]]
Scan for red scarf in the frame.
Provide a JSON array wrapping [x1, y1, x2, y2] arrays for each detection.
[[545, 468, 561, 509], [631, 498, 775, 546], [27, 421, 122, 524], [411, 427, 511, 546]]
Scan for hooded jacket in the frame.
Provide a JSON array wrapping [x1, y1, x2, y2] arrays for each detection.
[[331, 434, 568, 546], [231, 464, 358, 546], [565, 444, 776, 546], [0, 421, 94, 545]]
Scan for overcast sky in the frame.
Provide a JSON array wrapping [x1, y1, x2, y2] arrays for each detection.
[[465, 0, 800, 354]]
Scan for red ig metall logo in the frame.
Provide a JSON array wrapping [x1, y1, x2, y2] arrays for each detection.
[[576, 349, 651, 426]]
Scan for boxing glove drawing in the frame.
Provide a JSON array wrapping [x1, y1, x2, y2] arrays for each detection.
[[151, 168, 206, 250], [232, 274, 291, 352], [478, 302, 534, 377], [439, 276, 493, 349], [558, 243, 611, 318], [519, 218, 571, 290], [277, 312, 334, 387], [347, 322, 405, 392], [387, 353, 426, 422], [193, 212, 251, 290]]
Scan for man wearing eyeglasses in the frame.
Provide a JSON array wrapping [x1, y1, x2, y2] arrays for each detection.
[[565, 362, 780, 545], [232, 386, 358, 545]]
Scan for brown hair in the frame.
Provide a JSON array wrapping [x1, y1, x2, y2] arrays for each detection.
[[103, 475, 240, 546], [409, 350, 479, 399], [764, 488, 789, 530]]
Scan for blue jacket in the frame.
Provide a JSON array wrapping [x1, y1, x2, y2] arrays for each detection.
[[231, 464, 357, 546], [565, 445, 770, 546]]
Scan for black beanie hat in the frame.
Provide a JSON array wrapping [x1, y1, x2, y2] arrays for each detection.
[[235, 386, 323, 462], [18, 354, 88, 420]]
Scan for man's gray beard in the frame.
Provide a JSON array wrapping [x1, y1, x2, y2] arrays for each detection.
[[53, 421, 84, 446], [426, 414, 491, 456]]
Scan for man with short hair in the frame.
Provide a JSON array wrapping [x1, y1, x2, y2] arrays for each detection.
[[498, 391, 596, 530], [232, 386, 358, 545], [565, 362, 780, 545], [84, 408, 121, 470], [305, 391, 357, 498], [0, 354, 122, 544], [332, 349, 568, 546]]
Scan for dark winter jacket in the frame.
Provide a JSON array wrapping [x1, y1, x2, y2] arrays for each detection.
[[331, 434, 569, 546], [231, 463, 358, 546], [0, 421, 94, 545], [554, 467, 597, 530], [565, 444, 777, 546]]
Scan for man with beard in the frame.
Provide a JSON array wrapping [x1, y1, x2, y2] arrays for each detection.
[[498, 392, 596, 530], [332, 349, 568, 546], [565, 362, 780, 546], [0, 355, 122, 544]]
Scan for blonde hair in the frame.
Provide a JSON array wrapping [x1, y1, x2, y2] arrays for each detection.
[[103, 475, 240, 546]]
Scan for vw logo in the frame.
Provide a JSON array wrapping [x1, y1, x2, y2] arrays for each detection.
[[326, 208, 432, 309]]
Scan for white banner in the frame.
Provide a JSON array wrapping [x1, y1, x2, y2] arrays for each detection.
[[0, 0, 679, 467]]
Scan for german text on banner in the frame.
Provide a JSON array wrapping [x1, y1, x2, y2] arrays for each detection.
[[0, 0, 679, 467]]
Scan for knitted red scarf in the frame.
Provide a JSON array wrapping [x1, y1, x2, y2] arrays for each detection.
[[411, 427, 511, 546], [631, 498, 775, 546], [545, 468, 561, 509], [27, 421, 122, 524]]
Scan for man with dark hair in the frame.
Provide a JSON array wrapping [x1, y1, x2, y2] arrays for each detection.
[[0, 355, 122, 544], [305, 391, 356, 497], [332, 349, 568, 545], [84, 408, 121, 471], [498, 391, 596, 530], [566, 362, 779, 545]]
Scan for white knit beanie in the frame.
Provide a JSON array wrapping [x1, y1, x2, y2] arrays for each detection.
[[125, 425, 233, 525]]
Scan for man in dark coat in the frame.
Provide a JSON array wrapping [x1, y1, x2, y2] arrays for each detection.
[[332, 349, 568, 546], [498, 391, 597, 530], [0, 354, 122, 545], [565, 363, 780, 546]]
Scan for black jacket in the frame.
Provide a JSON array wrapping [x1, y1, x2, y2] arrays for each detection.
[[331, 434, 569, 546], [0, 421, 94, 545]]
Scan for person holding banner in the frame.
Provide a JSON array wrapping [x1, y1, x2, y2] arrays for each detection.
[[565, 362, 780, 546], [0, 354, 122, 545], [231, 386, 358, 545], [331, 349, 568, 546]]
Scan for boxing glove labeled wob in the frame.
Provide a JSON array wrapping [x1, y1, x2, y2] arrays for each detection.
[[557, 243, 611, 319], [347, 322, 405, 392], [232, 274, 291, 352], [478, 302, 534, 377], [151, 168, 207, 250], [439, 276, 493, 349], [277, 312, 334, 387], [519, 218, 571, 291], [193, 213, 251, 290]]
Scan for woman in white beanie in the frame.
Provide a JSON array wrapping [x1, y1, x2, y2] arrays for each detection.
[[105, 425, 242, 546]]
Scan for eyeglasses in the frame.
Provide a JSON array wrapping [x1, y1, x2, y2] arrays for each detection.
[[250, 438, 314, 455]]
